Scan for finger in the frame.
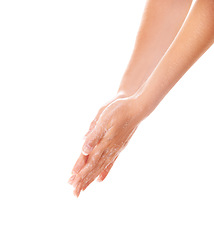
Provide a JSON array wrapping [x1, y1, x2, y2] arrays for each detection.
[[81, 159, 107, 191], [81, 179, 92, 191], [73, 182, 82, 198], [80, 160, 108, 191], [71, 146, 104, 188], [81, 176, 95, 191], [97, 162, 114, 182], [84, 119, 97, 139], [75, 128, 115, 190], [82, 124, 107, 156], [71, 153, 88, 175], [68, 173, 76, 183], [84, 107, 104, 139], [79, 127, 137, 190], [74, 149, 108, 192], [80, 127, 134, 187], [97, 157, 117, 182], [96, 129, 135, 182], [80, 151, 117, 191]]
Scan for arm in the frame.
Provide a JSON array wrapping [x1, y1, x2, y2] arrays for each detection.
[[69, 0, 214, 197], [83, 0, 192, 137], [117, 0, 193, 96], [134, 0, 214, 122]]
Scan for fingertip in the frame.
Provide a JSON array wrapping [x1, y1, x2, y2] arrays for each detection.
[[75, 190, 81, 198], [68, 174, 76, 184], [82, 183, 89, 191], [97, 177, 103, 182], [71, 153, 88, 174], [73, 190, 79, 198], [73, 184, 82, 198], [82, 126, 104, 155], [82, 144, 93, 156]]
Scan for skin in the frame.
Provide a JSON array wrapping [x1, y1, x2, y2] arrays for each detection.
[[72, 0, 193, 183], [82, 0, 193, 140], [69, 0, 214, 197]]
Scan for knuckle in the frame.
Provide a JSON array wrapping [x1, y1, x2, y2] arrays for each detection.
[[97, 123, 107, 136], [89, 151, 101, 164], [104, 127, 116, 140]]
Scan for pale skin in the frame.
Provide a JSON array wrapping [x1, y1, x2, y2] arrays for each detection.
[[69, 0, 214, 197]]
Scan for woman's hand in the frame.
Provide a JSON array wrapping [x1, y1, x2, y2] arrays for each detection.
[[68, 96, 141, 197], [83, 92, 126, 139], [70, 92, 126, 184]]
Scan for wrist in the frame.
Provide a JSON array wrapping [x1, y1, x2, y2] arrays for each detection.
[[129, 93, 151, 124], [116, 86, 151, 124]]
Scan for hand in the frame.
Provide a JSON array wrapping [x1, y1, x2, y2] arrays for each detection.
[[83, 92, 127, 139], [68, 96, 140, 197], [70, 92, 127, 185]]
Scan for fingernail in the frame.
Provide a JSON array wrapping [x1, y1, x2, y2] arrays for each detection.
[[82, 144, 92, 155], [82, 150, 89, 156]]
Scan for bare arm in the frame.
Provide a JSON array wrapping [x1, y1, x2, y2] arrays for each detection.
[[83, 0, 192, 138], [69, 0, 214, 197], [117, 0, 193, 96], [134, 0, 214, 121]]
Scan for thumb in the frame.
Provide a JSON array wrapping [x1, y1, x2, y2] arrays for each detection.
[[82, 124, 106, 156]]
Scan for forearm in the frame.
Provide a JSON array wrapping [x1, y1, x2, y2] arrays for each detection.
[[134, 0, 214, 121], [117, 0, 193, 96]]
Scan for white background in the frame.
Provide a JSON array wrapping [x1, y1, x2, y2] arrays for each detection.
[[0, 0, 214, 239]]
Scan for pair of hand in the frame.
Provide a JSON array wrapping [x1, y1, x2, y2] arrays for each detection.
[[68, 94, 140, 197]]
